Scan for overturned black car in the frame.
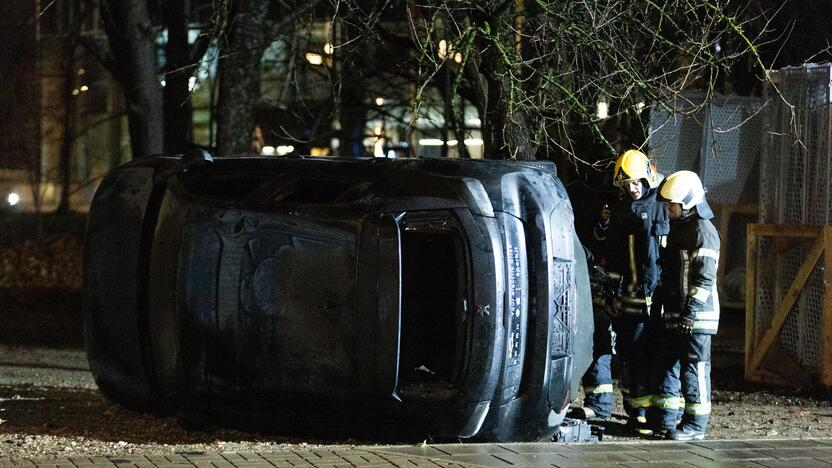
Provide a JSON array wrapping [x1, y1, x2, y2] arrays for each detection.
[[83, 152, 592, 442]]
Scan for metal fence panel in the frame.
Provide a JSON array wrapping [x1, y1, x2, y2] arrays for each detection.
[[648, 93, 764, 307], [648, 96, 706, 177], [701, 97, 764, 205], [648, 93, 763, 205], [757, 64, 832, 372]]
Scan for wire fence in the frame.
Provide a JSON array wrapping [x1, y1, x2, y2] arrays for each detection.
[[755, 64, 832, 372], [648, 93, 763, 305], [645, 70, 832, 376], [649, 93, 763, 205]]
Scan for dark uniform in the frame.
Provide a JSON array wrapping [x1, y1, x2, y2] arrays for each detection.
[[579, 299, 616, 416], [568, 204, 615, 419], [578, 210, 615, 417], [605, 189, 669, 424], [652, 207, 720, 434]]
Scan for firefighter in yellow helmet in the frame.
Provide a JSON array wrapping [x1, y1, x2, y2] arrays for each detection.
[[653, 171, 720, 440], [612, 149, 662, 190], [603, 149, 669, 435]]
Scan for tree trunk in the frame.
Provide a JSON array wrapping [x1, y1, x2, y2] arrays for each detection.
[[216, 0, 271, 156], [337, 21, 368, 158], [479, 53, 536, 160], [476, 1, 537, 161], [57, 31, 78, 214], [438, 68, 472, 159], [162, 0, 193, 154], [441, 63, 451, 158], [101, 0, 164, 159]]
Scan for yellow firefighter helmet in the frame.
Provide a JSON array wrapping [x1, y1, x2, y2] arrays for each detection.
[[613, 150, 659, 188]]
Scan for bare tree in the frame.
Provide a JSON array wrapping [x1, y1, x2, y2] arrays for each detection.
[[215, 0, 326, 155], [161, 0, 199, 154], [215, 0, 272, 155], [55, 1, 81, 214], [336, 19, 370, 158], [0, 0, 42, 212], [386, 0, 763, 164], [96, 0, 164, 159], [81, 0, 215, 158], [178, 0, 769, 164]]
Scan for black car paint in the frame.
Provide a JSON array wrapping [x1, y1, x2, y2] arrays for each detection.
[[83, 155, 592, 441]]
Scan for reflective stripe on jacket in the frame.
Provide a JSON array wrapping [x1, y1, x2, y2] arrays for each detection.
[[605, 189, 669, 317], [660, 214, 720, 334]]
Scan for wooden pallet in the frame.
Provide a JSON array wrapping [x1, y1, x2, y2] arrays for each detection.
[[745, 224, 832, 386]]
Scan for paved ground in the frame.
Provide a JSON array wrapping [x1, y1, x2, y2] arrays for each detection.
[[2, 294, 830, 467], [3, 439, 832, 467]]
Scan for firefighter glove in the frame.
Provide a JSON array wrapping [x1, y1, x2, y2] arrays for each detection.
[[678, 314, 694, 335], [682, 294, 704, 316]]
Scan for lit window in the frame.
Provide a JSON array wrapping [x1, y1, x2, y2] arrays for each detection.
[[419, 139, 460, 146]]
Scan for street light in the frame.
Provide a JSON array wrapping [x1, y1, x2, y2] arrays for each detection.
[[438, 40, 449, 59], [305, 52, 323, 65], [596, 101, 609, 120], [437, 40, 462, 63]]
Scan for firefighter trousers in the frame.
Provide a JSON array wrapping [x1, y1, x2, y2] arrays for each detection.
[[614, 315, 652, 419], [652, 331, 712, 433], [581, 309, 615, 416], [648, 323, 682, 430]]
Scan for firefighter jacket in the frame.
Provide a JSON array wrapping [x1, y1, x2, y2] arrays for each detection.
[[605, 189, 669, 317], [659, 210, 721, 334]]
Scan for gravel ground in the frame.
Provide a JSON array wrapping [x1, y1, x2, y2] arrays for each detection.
[[0, 345, 352, 458], [1, 293, 831, 458]]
